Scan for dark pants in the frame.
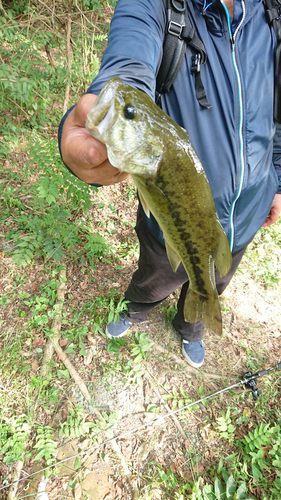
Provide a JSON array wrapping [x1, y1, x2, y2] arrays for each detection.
[[124, 208, 248, 341]]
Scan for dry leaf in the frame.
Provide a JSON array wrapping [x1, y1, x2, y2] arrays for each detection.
[[31, 360, 39, 372], [170, 462, 177, 473], [33, 338, 44, 348], [62, 405, 68, 420], [74, 482, 82, 500], [262, 446, 271, 457], [59, 338, 69, 347], [116, 481, 123, 496], [84, 348, 94, 366], [243, 407, 251, 418], [196, 462, 204, 474], [88, 334, 96, 345], [185, 439, 191, 449]]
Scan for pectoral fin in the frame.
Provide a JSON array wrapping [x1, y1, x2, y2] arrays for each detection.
[[164, 237, 182, 273], [137, 189, 150, 218], [214, 225, 232, 278]]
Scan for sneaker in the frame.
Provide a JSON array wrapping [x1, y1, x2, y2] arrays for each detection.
[[105, 314, 132, 338], [182, 340, 205, 368]]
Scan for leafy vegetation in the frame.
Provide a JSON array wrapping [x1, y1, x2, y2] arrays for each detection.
[[0, 416, 31, 465], [59, 406, 95, 439], [0, 1, 280, 499]]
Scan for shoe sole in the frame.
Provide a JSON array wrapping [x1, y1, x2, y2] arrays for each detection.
[[182, 343, 204, 368]]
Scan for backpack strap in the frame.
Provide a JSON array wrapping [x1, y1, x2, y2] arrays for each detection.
[[156, 0, 212, 109], [264, 0, 281, 123]]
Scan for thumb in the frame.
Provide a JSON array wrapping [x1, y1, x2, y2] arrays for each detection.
[[73, 93, 98, 127], [61, 93, 108, 169]]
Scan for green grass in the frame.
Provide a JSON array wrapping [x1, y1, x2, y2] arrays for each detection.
[[239, 220, 281, 288]]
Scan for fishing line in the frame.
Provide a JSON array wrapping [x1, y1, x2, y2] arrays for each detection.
[[1, 361, 280, 492]]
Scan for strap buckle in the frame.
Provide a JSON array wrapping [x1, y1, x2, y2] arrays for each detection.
[[168, 20, 183, 38], [191, 53, 202, 73]]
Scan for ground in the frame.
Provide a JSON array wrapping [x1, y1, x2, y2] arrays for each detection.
[[0, 177, 280, 500]]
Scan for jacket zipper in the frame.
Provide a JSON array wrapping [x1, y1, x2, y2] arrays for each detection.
[[221, 1, 246, 251]]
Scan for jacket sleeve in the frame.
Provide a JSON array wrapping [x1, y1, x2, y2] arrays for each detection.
[[274, 122, 281, 194], [58, 0, 165, 180], [87, 0, 166, 99]]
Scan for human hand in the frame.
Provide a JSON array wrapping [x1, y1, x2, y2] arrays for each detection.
[[60, 93, 129, 186], [262, 193, 281, 227]]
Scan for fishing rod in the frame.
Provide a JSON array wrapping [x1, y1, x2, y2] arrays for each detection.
[[0, 361, 280, 492], [238, 362, 281, 400]]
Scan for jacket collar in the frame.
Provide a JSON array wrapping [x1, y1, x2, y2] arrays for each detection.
[[190, 0, 263, 35]]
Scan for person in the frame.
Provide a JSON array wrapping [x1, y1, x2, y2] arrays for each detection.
[[59, 0, 281, 368]]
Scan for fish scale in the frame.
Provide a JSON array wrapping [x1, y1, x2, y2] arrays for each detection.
[[86, 77, 232, 335]]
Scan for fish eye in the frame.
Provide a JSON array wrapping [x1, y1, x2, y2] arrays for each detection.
[[124, 104, 136, 119]]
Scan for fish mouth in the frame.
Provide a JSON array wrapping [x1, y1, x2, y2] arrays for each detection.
[[86, 85, 115, 142]]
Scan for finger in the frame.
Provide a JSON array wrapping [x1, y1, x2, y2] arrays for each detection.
[[63, 128, 108, 170], [73, 93, 98, 126], [262, 218, 272, 227], [262, 210, 278, 227], [61, 98, 109, 170], [60, 93, 129, 185], [76, 160, 129, 186]]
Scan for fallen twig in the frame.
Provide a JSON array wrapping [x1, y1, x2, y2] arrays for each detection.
[[51, 339, 135, 483], [63, 12, 72, 116], [39, 268, 134, 486], [7, 459, 24, 500], [40, 267, 67, 377], [0, 0, 8, 18], [7, 269, 67, 500]]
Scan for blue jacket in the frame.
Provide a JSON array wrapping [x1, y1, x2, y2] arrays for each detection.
[[60, 0, 281, 253]]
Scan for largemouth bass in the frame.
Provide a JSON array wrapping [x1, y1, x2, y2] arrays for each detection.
[[86, 77, 232, 335]]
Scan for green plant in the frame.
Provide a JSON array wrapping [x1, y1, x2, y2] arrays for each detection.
[[62, 324, 90, 357], [107, 295, 129, 325], [239, 221, 281, 288], [94, 411, 119, 434], [1, 136, 111, 268], [163, 386, 200, 411], [106, 336, 127, 353], [161, 303, 178, 321], [143, 464, 192, 499], [157, 466, 191, 495], [130, 332, 153, 362], [216, 408, 236, 442], [59, 406, 95, 439], [240, 422, 273, 464], [125, 183, 137, 201], [191, 460, 254, 500], [34, 425, 57, 466], [0, 416, 30, 465], [124, 360, 145, 386], [237, 422, 281, 490], [191, 475, 252, 500]]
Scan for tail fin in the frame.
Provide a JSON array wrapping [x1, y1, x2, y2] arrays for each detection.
[[184, 289, 222, 336]]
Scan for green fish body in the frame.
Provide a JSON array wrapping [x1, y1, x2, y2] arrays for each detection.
[[86, 77, 232, 335]]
